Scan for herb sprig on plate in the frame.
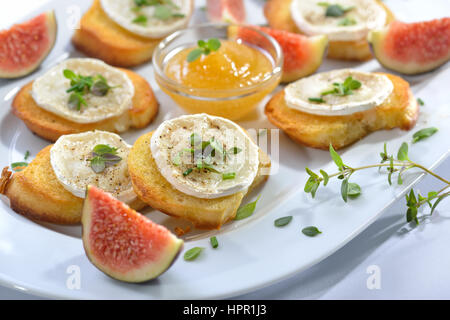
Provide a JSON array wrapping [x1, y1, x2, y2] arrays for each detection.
[[304, 127, 446, 225]]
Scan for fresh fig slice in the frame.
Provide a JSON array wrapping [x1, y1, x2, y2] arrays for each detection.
[[0, 11, 57, 79], [82, 186, 183, 283], [368, 18, 450, 75], [207, 0, 246, 24], [230, 25, 328, 83]]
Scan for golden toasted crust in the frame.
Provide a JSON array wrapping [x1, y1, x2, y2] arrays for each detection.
[[264, 0, 395, 61], [265, 73, 419, 150], [71, 0, 161, 67], [128, 131, 271, 230], [11, 69, 158, 142], [1, 146, 147, 225]]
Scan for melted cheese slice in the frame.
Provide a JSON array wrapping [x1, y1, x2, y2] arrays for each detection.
[[100, 0, 193, 39], [284, 69, 393, 116], [150, 114, 260, 199], [50, 131, 136, 203], [31, 58, 134, 124], [291, 0, 387, 41]]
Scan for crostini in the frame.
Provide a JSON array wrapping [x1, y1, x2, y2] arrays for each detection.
[[0, 131, 146, 224], [12, 58, 158, 142], [128, 114, 271, 229], [265, 69, 419, 150], [264, 0, 395, 61], [72, 0, 194, 67]]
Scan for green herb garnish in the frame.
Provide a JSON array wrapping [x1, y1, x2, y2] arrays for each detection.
[[412, 127, 438, 144], [187, 38, 222, 62], [222, 172, 236, 180], [274, 216, 293, 227], [417, 98, 425, 106], [183, 168, 193, 176], [63, 70, 116, 111], [318, 3, 354, 17], [132, 0, 184, 23], [321, 76, 362, 97], [304, 139, 450, 226], [338, 17, 357, 26], [308, 97, 325, 103], [234, 195, 261, 220], [302, 226, 322, 237], [24, 151, 30, 161], [184, 247, 203, 261], [11, 162, 28, 172], [210, 236, 219, 249], [88, 144, 122, 174], [132, 15, 148, 25]]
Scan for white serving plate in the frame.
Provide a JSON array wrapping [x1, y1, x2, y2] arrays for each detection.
[[0, 0, 449, 299]]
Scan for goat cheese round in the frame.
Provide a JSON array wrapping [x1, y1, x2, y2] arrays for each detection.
[[31, 58, 134, 124], [150, 114, 260, 199], [284, 69, 393, 116], [50, 131, 136, 203], [291, 0, 387, 41], [100, 0, 193, 39]]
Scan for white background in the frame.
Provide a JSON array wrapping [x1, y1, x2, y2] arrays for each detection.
[[0, 0, 449, 299]]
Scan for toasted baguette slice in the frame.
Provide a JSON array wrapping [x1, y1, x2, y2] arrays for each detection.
[[128, 132, 271, 230], [264, 0, 395, 61], [12, 69, 158, 142], [265, 73, 419, 150], [0, 146, 146, 225], [72, 0, 161, 67]]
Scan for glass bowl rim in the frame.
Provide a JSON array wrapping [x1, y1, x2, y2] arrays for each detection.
[[152, 23, 284, 98]]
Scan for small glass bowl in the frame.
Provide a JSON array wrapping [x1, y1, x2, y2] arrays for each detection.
[[152, 23, 283, 120]]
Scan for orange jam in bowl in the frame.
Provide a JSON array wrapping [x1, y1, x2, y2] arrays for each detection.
[[153, 24, 283, 120]]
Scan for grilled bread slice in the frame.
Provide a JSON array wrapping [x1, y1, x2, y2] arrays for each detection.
[[128, 132, 271, 230], [264, 0, 395, 61], [0, 146, 146, 224], [72, 0, 165, 67], [12, 68, 158, 142], [265, 73, 419, 150]]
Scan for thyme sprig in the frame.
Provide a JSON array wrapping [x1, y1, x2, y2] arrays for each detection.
[[304, 128, 446, 225]]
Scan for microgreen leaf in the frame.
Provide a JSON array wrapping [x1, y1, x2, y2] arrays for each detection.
[[222, 172, 236, 180], [320, 170, 329, 186], [308, 97, 325, 103], [338, 17, 357, 26], [412, 127, 438, 144], [132, 14, 147, 24], [93, 144, 118, 155], [234, 195, 261, 220], [187, 38, 221, 62], [274, 216, 293, 227], [430, 193, 450, 215], [341, 178, 349, 202], [210, 236, 219, 249], [347, 182, 361, 198], [88, 144, 121, 173], [187, 48, 204, 62], [184, 247, 203, 261], [302, 226, 322, 237], [329, 144, 344, 171], [417, 98, 425, 106], [397, 142, 409, 161], [11, 162, 28, 171], [90, 156, 106, 174]]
